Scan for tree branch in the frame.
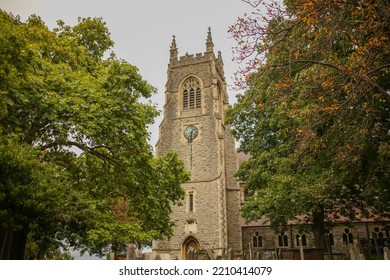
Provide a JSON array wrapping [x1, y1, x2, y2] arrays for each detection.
[[41, 141, 115, 162], [241, 0, 262, 8], [266, 60, 390, 103], [367, 63, 390, 75]]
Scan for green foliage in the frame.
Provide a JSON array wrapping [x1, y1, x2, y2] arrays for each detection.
[[0, 10, 189, 259], [228, 0, 390, 246]]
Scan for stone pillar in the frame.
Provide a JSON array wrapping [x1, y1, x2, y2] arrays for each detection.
[[384, 247, 389, 260], [299, 236, 304, 260]]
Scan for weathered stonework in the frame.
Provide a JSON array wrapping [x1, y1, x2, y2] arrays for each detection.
[[153, 30, 242, 259]]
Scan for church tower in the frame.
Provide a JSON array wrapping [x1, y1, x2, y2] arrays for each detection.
[[153, 29, 242, 260]]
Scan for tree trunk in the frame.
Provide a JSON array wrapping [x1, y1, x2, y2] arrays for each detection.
[[312, 206, 325, 253], [0, 228, 28, 260], [0, 230, 12, 260], [111, 242, 119, 260], [325, 234, 334, 260], [37, 241, 47, 260]]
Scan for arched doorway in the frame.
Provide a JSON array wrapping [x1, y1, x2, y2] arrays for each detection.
[[181, 236, 200, 260]]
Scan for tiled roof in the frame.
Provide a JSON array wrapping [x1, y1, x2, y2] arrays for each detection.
[[240, 213, 390, 227]]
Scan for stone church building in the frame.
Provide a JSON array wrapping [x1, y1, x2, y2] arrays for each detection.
[[151, 30, 390, 260]]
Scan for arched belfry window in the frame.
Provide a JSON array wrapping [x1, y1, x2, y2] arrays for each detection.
[[183, 77, 201, 110]]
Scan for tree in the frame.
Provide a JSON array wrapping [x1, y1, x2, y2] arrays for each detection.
[[0, 11, 189, 259], [227, 0, 390, 249]]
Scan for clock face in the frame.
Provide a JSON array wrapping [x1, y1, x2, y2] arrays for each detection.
[[184, 125, 198, 141]]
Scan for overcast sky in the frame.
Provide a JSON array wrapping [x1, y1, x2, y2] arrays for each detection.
[[0, 0, 256, 149]]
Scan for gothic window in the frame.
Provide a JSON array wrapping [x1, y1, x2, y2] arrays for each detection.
[[183, 77, 201, 110], [188, 192, 194, 212], [252, 232, 262, 248], [326, 232, 334, 246], [372, 227, 384, 239], [295, 232, 307, 247], [342, 228, 353, 245], [278, 232, 289, 247]]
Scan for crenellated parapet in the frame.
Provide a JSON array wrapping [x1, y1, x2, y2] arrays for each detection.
[[168, 28, 225, 77]]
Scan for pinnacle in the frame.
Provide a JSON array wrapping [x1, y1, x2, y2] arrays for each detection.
[[206, 27, 214, 52], [170, 35, 177, 50]]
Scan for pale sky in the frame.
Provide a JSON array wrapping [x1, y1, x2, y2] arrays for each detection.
[[0, 0, 255, 149]]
